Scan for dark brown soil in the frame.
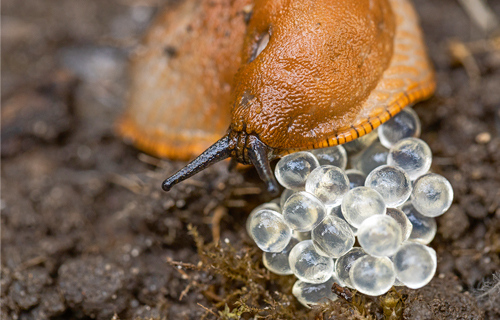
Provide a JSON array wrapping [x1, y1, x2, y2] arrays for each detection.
[[2, 0, 500, 319]]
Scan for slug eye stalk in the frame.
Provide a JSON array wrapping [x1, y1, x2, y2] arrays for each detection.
[[162, 131, 279, 196]]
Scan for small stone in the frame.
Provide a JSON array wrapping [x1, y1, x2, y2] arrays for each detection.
[[475, 132, 491, 144]]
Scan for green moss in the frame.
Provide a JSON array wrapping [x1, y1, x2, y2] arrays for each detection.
[[166, 224, 406, 319]]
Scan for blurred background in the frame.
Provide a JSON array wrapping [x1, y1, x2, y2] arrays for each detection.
[[2, 0, 500, 319]]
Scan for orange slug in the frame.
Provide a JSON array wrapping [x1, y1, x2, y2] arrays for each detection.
[[117, 0, 435, 195]]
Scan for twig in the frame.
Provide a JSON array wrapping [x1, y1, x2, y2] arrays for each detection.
[[211, 206, 227, 244], [198, 303, 218, 317]]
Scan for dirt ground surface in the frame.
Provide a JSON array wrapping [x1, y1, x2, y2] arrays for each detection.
[[2, 0, 500, 319]]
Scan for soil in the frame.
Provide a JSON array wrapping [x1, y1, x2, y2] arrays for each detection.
[[2, 0, 500, 319]]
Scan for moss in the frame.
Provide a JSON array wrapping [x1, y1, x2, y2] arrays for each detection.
[[164, 224, 414, 319]]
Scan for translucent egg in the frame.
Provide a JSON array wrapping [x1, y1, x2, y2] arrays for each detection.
[[392, 242, 437, 289], [283, 191, 327, 232], [335, 247, 366, 288], [246, 203, 281, 237], [345, 169, 366, 189], [365, 165, 411, 208], [328, 206, 357, 234], [249, 209, 292, 252], [386, 208, 413, 242], [263, 237, 299, 275], [387, 138, 432, 180], [341, 187, 386, 228], [292, 276, 340, 307], [357, 215, 402, 257], [293, 230, 312, 241], [310, 145, 348, 170], [280, 189, 295, 209], [401, 202, 437, 245], [378, 107, 421, 148], [275, 152, 320, 190], [351, 141, 390, 175], [312, 216, 355, 258], [411, 173, 453, 217], [289, 240, 334, 283], [343, 131, 379, 155], [270, 197, 281, 207], [349, 255, 396, 296], [305, 166, 350, 207]]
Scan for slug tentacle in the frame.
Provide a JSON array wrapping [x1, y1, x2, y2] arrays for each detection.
[[162, 133, 234, 191], [162, 130, 279, 194], [246, 135, 279, 196]]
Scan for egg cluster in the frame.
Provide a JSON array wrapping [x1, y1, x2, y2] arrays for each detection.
[[246, 108, 453, 307]]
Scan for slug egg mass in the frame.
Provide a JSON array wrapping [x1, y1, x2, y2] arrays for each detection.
[[289, 240, 335, 284], [411, 173, 454, 217], [247, 106, 449, 304], [393, 242, 437, 289], [310, 146, 348, 170], [263, 237, 300, 275], [345, 169, 366, 189], [305, 165, 350, 207], [378, 107, 421, 148], [283, 191, 327, 232], [335, 247, 367, 288], [312, 216, 355, 258], [357, 215, 402, 257], [401, 202, 437, 245], [386, 208, 413, 242], [292, 276, 340, 307], [388, 138, 432, 180], [249, 209, 292, 252], [365, 165, 411, 208], [275, 152, 320, 190], [341, 187, 386, 228], [349, 255, 396, 296]]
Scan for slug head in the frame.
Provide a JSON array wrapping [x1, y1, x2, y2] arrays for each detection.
[[231, 0, 395, 150], [162, 0, 396, 194]]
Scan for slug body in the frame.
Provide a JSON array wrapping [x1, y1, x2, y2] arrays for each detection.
[[117, 0, 435, 194]]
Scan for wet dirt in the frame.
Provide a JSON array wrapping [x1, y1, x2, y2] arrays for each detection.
[[2, 0, 500, 319]]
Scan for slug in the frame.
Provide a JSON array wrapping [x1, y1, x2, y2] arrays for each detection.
[[117, 0, 435, 195]]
